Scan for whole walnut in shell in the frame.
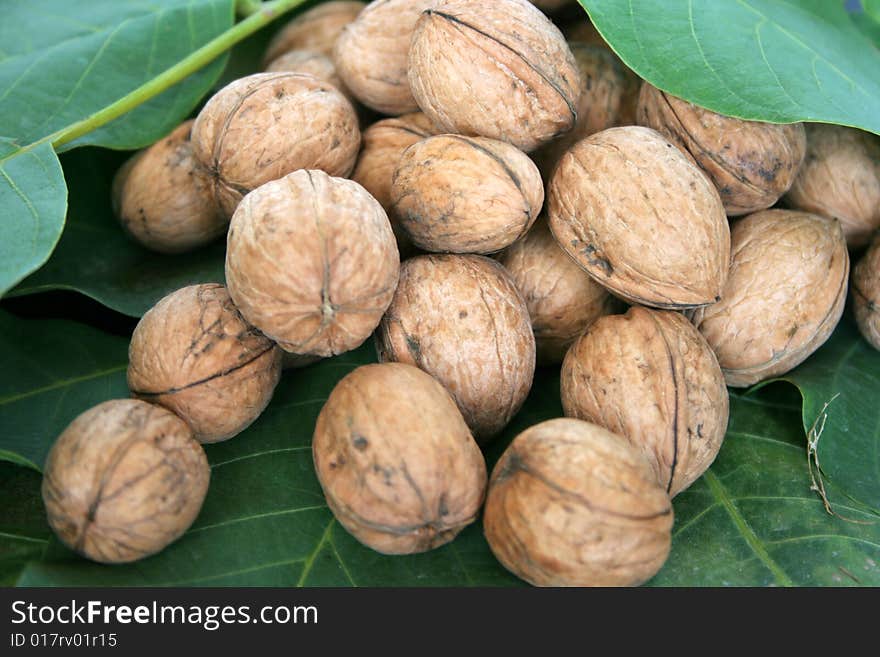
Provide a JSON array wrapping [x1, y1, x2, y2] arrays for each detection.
[[483, 418, 673, 587], [264, 49, 353, 101], [408, 0, 582, 152], [226, 170, 400, 357], [691, 209, 849, 387], [548, 126, 730, 309], [128, 284, 282, 443], [637, 83, 806, 217], [313, 362, 487, 554], [42, 399, 209, 564], [391, 134, 544, 254], [852, 235, 880, 351], [561, 307, 728, 496], [263, 1, 365, 63], [113, 120, 225, 254], [191, 72, 360, 218], [334, 0, 435, 115], [377, 254, 535, 441], [499, 219, 619, 364], [784, 124, 880, 248]]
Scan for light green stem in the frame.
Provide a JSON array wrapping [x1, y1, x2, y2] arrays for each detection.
[[236, 0, 265, 17], [48, 0, 308, 150]]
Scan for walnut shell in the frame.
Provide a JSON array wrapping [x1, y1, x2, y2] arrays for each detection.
[[784, 124, 880, 248], [263, 1, 366, 63], [42, 399, 209, 564], [391, 134, 544, 254], [127, 284, 282, 443], [548, 126, 730, 309], [637, 84, 806, 217], [226, 170, 400, 357], [852, 235, 880, 350], [408, 0, 582, 152], [561, 307, 728, 496], [334, 0, 435, 115], [191, 72, 360, 218], [499, 219, 619, 364], [377, 254, 535, 441], [264, 49, 353, 101], [691, 209, 849, 387], [113, 121, 226, 254], [483, 418, 673, 587], [313, 362, 487, 554]]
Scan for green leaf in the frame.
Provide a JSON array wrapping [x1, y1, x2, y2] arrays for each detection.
[[0, 463, 50, 586], [864, 0, 880, 24], [0, 141, 66, 297], [579, 0, 880, 134], [8, 148, 225, 318]]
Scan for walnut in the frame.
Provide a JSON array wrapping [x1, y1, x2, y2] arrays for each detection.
[[42, 399, 209, 564], [377, 254, 535, 441], [784, 124, 880, 248], [191, 72, 360, 218], [127, 284, 282, 443], [499, 219, 619, 364], [391, 134, 543, 254], [408, 0, 582, 152], [334, 0, 435, 115], [313, 362, 487, 554], [691, 209, 849, 387], [483, 418, 673, 587], [226, 170, 400, 357], [548, 126, 730, 309], [852, 235, 880, 350], [112, 121, 225, 253], [561, 306, 728, 496], [263, 1, 366, 63], [637, 83, 806, 217], [264, 49, 353, 102]]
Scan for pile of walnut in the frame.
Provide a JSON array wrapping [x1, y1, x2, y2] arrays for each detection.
[[44, 0, 880, 585]]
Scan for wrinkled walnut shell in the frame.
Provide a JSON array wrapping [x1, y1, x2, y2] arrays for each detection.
[[191, 72, 360, 218], [226, 170, 400, 357], [113, 121, 226, 254], [263, 1, 366, 63], [264, 49, 353, 101], [377, 254, 535, 442], [128, 284, 282, 443], [408, 0, 582, 152], [691, 209, 849, 387], [561, 306, 728, 496], [499, 219, 619, 364], [852, 235, 880, 351], [548, 126, 730, 309], [391, 134, 544, 254], [637, 83, 807, 216], [483, 418, 673, 587], [42, 399, 209, 564], [313, 362, 487, 555], [784, 124, 880, 248]]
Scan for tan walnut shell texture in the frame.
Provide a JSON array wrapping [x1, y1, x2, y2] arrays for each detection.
[[263, 1, 366, 63], [377, 254, 535, 442], [561, 306, 729, 497], [313, 362, 487, 554], [691, 209, 849, 387], [637, 83, 806, 216], [391, 134, 544, 254], [784, 124, 880, 248], [191, 72, 360, 218], [499, 219, 619, 364], [226, 169, 400, 358], [853, 235, 880, 351], [334, 0, 435, 115], [127, 284, 283, 443], [42, 399, 210, 564], [548, 126, 730, 309], [483, 418, 673, 587], [113, 120, 226, 254], [264, 50, 353, 101], [408, 0, 581, 152]]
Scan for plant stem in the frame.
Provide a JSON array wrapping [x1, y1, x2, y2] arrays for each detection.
[[48, 0, 308, 151], [236, 0, 265, 17]]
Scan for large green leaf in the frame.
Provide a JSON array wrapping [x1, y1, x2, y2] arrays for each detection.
[[0, 464, 50, 586], [579, 0, 880, 134], [8, 148, 225, 318]]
